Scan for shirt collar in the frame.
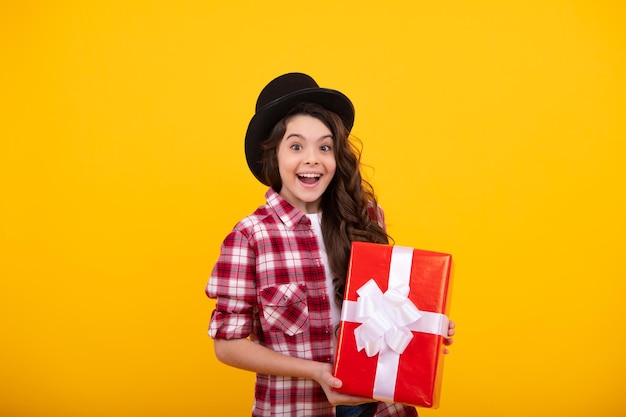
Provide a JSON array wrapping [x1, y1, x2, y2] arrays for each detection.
[[265, 188, 309, 229]]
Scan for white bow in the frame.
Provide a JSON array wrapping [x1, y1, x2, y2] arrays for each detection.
[[353, 279, 422, 357]]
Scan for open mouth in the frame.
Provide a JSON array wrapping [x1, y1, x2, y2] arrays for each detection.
[[297, 173, 321, 185]]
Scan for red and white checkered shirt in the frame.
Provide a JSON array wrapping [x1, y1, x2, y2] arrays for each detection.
[[206, 188, 418, 417]]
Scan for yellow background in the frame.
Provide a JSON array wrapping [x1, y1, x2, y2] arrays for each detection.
[[1, 1, 624, 416]]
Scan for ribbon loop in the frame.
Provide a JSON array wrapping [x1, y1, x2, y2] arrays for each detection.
[[353, 278, 421, 357]]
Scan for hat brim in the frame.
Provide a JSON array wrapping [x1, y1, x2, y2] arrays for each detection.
[[245, 87, 355, 185]]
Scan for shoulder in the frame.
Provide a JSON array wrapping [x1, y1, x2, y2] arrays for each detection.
[[234, 204, 277, 231], [367, 202, 386, 229], [224, 203, 283, 247]]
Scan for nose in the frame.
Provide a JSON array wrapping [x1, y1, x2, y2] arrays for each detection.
[[304, 148, 319, 165]]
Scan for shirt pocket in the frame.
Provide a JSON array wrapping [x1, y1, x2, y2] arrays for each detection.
[[259, 283, 310, 336]]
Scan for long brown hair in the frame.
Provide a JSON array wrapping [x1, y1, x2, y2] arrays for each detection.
[[261, 103, 390, 307]]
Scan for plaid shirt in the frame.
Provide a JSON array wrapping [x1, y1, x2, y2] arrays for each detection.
[[206, 188, 418, 417]]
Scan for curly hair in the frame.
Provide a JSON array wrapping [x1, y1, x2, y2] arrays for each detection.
[[260, 103, 390, 308]]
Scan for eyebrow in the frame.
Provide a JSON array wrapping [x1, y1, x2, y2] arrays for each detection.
[[285, 133, 334, 141]]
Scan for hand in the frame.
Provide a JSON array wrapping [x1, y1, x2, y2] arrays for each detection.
[[443, 320, 455, 354], [313, 362, 373, 406]]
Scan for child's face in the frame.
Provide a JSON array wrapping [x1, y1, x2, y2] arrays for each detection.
[[276, 114, 336, 214]]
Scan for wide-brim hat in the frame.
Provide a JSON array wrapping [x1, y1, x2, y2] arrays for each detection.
[[245, 72, 355, 185]]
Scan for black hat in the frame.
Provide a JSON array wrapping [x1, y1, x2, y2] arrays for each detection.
[[244, 73, 355, 185]]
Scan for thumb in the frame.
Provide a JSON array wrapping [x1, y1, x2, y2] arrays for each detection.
[[329, 376, 342, 389]]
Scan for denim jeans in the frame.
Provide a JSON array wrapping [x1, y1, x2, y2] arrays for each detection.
[[336, 402, 378, 417]]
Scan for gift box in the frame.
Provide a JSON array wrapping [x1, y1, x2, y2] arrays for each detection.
[[333, 242, 453, 408]]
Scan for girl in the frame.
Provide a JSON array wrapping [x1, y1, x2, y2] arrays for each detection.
[[206, 73, 454, 417]]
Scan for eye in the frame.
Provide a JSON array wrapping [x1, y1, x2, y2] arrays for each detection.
[[290, 143, 302, 151], [320, 145, 332, 152]]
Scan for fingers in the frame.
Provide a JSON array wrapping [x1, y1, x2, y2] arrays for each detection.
[[329, 392, 374, 406], [325, 377, 372, 406], [443, 320, 455, 354]]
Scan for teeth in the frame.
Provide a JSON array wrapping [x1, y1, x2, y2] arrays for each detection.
[[298, 173, 320, 178]]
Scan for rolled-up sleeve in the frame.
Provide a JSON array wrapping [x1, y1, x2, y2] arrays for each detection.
[[206, 229, 257, 339]]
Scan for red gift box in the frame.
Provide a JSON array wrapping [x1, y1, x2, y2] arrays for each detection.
[[333, 242, 453, 408]]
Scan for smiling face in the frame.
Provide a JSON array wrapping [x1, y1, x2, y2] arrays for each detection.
[[276, 114, 336, 214]]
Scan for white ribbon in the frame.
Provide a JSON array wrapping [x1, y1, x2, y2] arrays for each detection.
[[340, 245, 449, 402]]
